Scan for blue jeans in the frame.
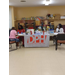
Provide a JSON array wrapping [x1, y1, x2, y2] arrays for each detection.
[[9, 38, 19, 42]]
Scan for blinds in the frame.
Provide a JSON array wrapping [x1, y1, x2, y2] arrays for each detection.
[[9, 8, 12, 29]]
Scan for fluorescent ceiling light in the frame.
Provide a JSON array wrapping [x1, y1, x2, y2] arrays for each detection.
[[45, 0, 50, 6]]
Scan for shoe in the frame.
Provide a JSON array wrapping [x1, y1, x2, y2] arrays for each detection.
[[53, 42, 55, 44], [60, 44, 62, 46], [17, 46, 19, 49], [22, 45, 24, 47]]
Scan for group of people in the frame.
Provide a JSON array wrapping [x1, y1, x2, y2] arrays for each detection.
[[9, 25, 25, 48], [9, 23, 64, 48]]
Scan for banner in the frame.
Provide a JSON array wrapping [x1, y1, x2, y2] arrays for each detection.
[[24, 35, 49, 47]]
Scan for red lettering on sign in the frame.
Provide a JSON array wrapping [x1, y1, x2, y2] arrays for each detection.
[[27, 35, 47, 44]]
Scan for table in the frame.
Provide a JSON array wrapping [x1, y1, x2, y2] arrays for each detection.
[[49, 32, 64, 36], [24, 34, 50, 47], [17, 33, 25, 36], [17, 32, 63, 48], [17, 32, 59, 37], [17, 33, 25, 47]]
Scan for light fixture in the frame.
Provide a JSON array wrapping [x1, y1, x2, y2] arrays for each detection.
[[21, 0, 26, 2], [45, 0, 50, 6]]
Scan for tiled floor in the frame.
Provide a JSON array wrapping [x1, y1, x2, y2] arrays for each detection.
[[9, 41, 65, 75]]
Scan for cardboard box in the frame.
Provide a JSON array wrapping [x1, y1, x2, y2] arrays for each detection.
[[54, 14, 60, 19], [60, 15, 65, 19]]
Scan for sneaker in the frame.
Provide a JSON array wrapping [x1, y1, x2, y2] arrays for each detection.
[[60, 44, 62, 46], [17, 46, 19, 49]]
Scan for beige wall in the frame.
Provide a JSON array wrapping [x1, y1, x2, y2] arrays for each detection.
[[9, 5, 65, 27], [9, 6, 15, 27], [14, 6, 65, 20], [14, 6, 65, 27]]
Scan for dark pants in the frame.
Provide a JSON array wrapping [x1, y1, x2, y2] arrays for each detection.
[[53, 36, 61, 45]]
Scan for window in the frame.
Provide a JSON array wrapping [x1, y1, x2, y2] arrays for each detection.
[[9, 8, 12, 29]]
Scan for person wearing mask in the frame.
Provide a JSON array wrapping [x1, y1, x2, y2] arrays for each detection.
[[17, 25, 25, 47], [9, 27, 19, 48], [56, 25, 59, 32], [58, 24, 64, 33], [53, 24, 64, 44]]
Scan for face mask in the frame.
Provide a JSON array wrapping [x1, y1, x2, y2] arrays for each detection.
[[57, 25, 59, 28]]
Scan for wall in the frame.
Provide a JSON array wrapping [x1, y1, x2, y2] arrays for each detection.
[[14, 6, 65, 27], [9, 6, 15, 27]]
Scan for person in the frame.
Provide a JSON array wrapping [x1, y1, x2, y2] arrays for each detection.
[[41, 20, 44, 31], [17, 25, 25, 46], [58, 24, 64, 33], [9, 27, 19, 48], [25, 21, 28, 32], [53, 24, 64, 44], [56, 25, 59, 32], [56, 24, 64, 33], [48, 20, 50, 26], [32, 20, 36, 30]]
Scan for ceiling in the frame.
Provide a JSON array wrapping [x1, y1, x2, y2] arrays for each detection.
[[9, 0, 65, 7]]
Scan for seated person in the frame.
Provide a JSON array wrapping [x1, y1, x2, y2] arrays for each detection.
[[9, 27, 19, 48], [17, 25, 25, 47], [56, 24, 64, 33], [56, 25, 59, 32], [53, 24, 64, 44]]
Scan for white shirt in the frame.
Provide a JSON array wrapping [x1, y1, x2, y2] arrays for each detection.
[[56, 28, 59, 32], [56, 28, 64, 33], [59, 28, 64, 33]]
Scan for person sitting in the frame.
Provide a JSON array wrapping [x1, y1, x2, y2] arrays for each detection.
[[56, 25, 59, 32], [17, 25, 25, 47], [53, 24, 64, 44], [9, 27, 19, 48], [56, 24, 64, 33]]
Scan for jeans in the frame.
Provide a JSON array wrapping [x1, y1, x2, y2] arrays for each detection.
[[9, 38, 19, 42]]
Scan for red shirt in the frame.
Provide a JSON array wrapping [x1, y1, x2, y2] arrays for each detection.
[[17, 29, 25, 33]]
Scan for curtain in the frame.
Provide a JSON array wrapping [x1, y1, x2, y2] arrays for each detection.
[[9, 8, 12, 29]]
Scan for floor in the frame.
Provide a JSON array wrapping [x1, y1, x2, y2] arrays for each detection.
[[9, 41, 65, 75]]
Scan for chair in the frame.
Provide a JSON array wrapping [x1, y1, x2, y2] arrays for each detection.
[[55, 34, 65, 50], [9, 41, 17, 52], [62, 25, 65, 33]]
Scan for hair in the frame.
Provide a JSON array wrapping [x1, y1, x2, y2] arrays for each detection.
[[21, 25, 23, 29], [18, 25, 23, 30], [12, 27, 15, 30], [59, 24, 62, 28]]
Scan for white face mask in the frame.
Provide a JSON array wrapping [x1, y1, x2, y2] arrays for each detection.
[[57, 25, 59, 28]]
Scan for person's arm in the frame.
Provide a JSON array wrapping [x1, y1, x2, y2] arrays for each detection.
[[56, 28, 59, 32], [15, 30, 18, 36]]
